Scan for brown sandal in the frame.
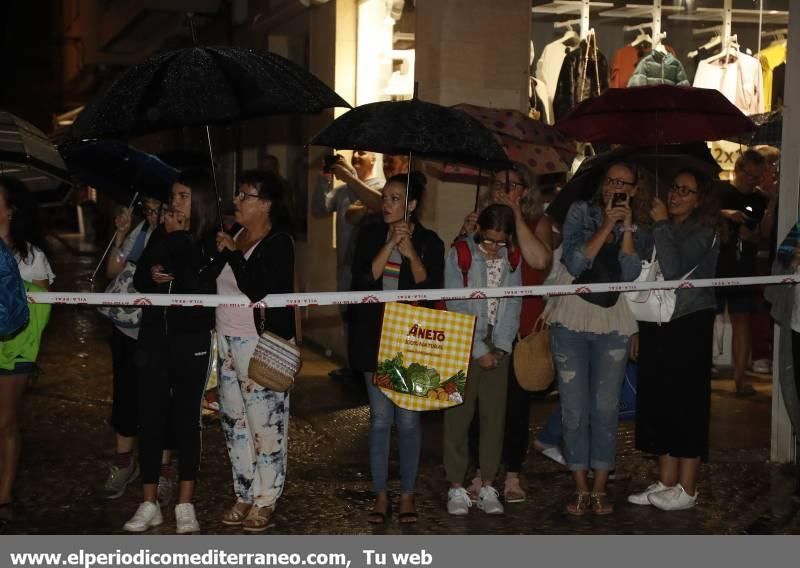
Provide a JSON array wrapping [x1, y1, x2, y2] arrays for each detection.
[[242, 505, 273, 532], [566, 491, 591, 516], [221, 502, 252, 526], [590, 492, 614, 515]]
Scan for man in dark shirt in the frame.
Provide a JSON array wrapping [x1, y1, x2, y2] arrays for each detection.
[[716, 150, 768, 396]]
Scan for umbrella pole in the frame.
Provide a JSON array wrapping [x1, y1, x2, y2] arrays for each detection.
[[204, 124, 225, 230], [474, 168, 482, 212], [404, 151, 413, 224], [89, 191, 140, 287]]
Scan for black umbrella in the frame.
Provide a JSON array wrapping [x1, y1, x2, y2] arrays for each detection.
[[547, 143, 721, 226], [68, 26, 350, 226], [0, 111, 72, 205], [310, 98, 510, 169], [725, 110, 782, 147], [59, 139, 179, 204]]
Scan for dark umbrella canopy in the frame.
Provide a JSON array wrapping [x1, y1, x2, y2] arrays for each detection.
[[69, 46, 351, 140], [59, 139, 179, 204], [555, 85, 756, 145], [726, 109, 782, 147], [309, 98, 511, 169], [547, 143, 721, 226], [0, 111, 72, 205]]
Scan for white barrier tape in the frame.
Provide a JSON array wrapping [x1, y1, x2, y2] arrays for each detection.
[[27, 274, 798, 308]]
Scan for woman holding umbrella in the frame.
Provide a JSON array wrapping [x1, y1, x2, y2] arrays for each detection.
[[544, 162, 652, 515], [628, 170, 719, 511], [350, 172, 444, 524], [125, 169, 219, 534]]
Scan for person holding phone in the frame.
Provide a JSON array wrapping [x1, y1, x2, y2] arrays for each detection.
[[126, 169, 219, 534], [544, 162, 652, 516]]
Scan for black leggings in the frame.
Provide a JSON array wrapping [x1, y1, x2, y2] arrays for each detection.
[[137, 331, 211, 484], [109, 327, 139, 438]]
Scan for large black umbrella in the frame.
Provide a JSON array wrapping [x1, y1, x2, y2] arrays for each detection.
[[59, 139, 179, 204], [309, 98, 510, 169], [725, 110, 782, 147], [68, 40, 350, 225], [547, 143, 721, 226], [0, 111, 72, 205], [69, 46, 350, 140]]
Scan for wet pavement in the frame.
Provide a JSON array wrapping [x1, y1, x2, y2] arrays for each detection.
[[4, 235, 800, 534]]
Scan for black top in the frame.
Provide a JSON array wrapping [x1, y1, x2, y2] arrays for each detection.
[[716, 183, 768, 278], [348, 221, 445, 373], [208, 226, 296, 340], [133, 226, 217, 336]]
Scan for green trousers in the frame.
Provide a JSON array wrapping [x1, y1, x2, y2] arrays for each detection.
[[443, 354, 509, 483]]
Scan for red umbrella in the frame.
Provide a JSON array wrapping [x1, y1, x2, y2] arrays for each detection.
[[554, 85, 756, 145]]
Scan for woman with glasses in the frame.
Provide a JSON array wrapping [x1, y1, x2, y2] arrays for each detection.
[[350, 172, 444, 525], [211, 170, 297, 532], [458, 166, 552, 504], [544, 162, 651, 515], [98, 197, 172, 502], [126, 169, 219, 534], [444, 204, 522, 517], [628, 170, 719, 511]]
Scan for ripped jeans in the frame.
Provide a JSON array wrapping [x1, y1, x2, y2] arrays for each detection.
[[550, 325, 630, 472]]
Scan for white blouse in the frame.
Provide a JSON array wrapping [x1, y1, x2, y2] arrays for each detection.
[[15, 245, 55, 285]]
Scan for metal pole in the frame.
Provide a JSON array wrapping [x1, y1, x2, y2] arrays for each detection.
[[403, 151, 412, 223], [474, 169, 482, 212], [580, 0, 590, 40], [757, 0, 764, 53], [88, 191, 140, 286], [722, 0, 732, 50], [652, 0, 662, 49]]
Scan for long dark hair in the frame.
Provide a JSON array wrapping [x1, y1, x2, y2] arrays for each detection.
[[386, 171, 427, 220], [674, 169, 719, 229], [175, 169, 218, 243], [0, 176, 48, 262], [238, 170, 294, 234]]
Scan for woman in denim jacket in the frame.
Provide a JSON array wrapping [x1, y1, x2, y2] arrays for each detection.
[[545, 162, 652, 516], [444, 204, 522, 516]]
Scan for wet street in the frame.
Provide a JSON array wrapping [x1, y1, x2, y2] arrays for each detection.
[[5, 235, 800, 535]]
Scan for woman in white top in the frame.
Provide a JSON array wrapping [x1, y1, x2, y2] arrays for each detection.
[[0, 177, 54, 526]]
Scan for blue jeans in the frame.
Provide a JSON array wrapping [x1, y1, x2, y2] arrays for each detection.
[[537, 407, 563, 448], [550, 325, 630, 472], [364, 373, 421, 494]]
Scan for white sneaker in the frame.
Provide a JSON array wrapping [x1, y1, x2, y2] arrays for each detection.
[[123, 501, 163, 532], [175, 503, 200, 534], [627, 481, 672, 505], [477, 486, 504, 515], [447, 487, 473, 516], [647, 483, 697, 511], [466, 474, 482, 503]]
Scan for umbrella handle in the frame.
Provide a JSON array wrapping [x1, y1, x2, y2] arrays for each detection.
[[403, 151, 413, 224], [204, 124, 225, 231], [473, 169, 482, 212], [89, 191, 140, 288]]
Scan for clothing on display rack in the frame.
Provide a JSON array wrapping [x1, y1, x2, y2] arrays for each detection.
[[529, 76, 550, 123], [772, 63, 785, 110], [693, 50, 764, 115], [611, 44, 678, 88], [552, 33, 610, 123], [758, 40, 787, 112], [536, 32, 580, 121], [628, 50, 690, 87]]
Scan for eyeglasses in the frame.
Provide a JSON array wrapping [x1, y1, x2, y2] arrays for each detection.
[[603, 177, 636, 189], [140, 204, 164, 215], [668, 184, 698, 197], [491, 179, 527, 191], [234, 190, 263, 201], [480, 238, 508, 248]]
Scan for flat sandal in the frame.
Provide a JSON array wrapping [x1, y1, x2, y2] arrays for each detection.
[[566, 491, 590, 516], [242, 505, 273, 532], [590, 492, 614, 515], [221, 502, 252, 526]]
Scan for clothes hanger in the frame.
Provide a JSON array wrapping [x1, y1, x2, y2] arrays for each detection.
[[688, 34, 721, 59], [560, 25, 580, 46], [630, 29, 652, 48], [704, 35, 740, 64]]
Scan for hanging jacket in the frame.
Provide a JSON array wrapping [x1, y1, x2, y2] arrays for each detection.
[[628, 50, 690, 87], [552, 35, 610, 122]]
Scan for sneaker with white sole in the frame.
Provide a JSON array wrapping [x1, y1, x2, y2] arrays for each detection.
[[447, 487, 473, 516], [175, 503, 200, 534], [752, 359, 771, 374], [98, 460, 140, 500], [157, 475, 175, 506], [648, 483, 697, 511], [477, 486, 504, 515], [627, 481, 672, 505], [123, 501, 163, 532], [466, 474, 482, 503]]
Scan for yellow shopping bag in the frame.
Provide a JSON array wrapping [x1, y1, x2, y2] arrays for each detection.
[[375, 302, 476, 411]]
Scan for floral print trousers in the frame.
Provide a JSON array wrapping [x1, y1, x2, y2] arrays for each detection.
[[217, 334, 289, 508]]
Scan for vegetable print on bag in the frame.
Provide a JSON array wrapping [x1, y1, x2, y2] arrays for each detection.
[[375, 302, 476, 411]]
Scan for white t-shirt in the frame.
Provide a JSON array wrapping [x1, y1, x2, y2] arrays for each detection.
[[15, 245, 55, 285]]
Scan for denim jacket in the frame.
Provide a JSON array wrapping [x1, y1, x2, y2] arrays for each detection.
[[562, 201, 650, 282], [445, 238, 522, 359]]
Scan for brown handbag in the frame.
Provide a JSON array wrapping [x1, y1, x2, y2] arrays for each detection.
[[512, 316, 555, 392]]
